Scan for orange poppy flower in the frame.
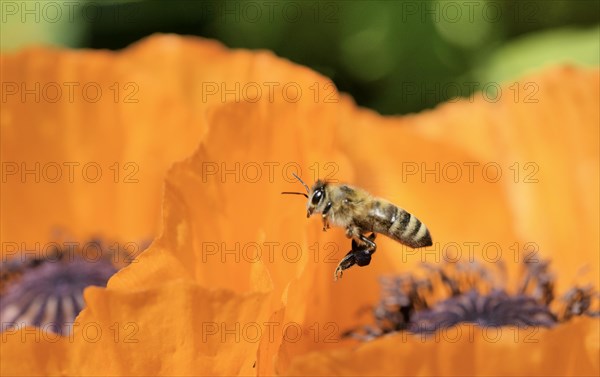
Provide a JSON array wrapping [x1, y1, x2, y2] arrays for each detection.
[[1, 35, 598, 376]]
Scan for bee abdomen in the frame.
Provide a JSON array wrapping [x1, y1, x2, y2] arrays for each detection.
[[388, 207, 432, 248]]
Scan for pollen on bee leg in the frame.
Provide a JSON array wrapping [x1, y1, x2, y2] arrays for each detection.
[[333, 239, 374, 281]]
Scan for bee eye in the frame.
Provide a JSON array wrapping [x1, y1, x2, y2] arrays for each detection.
[[311, 190, 323, 205]]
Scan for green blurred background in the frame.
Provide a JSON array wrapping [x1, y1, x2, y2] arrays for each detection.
[[2, 0, 599, 114]]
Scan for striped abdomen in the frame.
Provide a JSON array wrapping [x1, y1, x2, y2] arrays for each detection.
[[358, 200, 432, 248]]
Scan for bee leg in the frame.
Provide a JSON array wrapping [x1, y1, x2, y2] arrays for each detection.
[[334, 248, 357, 280], [321, 215, 330, 232], [345, 225, 361, 239], [352, 233, 377, 266], [334, 234, 377, 281], [359, 233, 377, 254], [321, 202, 332, 232]]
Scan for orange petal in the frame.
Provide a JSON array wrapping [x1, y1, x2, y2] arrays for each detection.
[[407, 67, 599, 288], [1, 35, 245, 252], [1, 280, 273, 376]]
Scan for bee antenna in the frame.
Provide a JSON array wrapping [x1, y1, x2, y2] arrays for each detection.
[[281, 191, 309, 198], [291, 173, 310, 194]]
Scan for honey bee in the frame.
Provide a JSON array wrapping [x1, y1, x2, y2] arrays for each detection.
[[283, 173, 432, 280]]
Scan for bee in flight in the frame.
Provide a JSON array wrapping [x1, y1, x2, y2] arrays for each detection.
[[283, 173, 432, 280]]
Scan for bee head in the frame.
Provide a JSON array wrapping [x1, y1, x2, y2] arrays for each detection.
[[306, 180, 327, 218], [281, 174, 328, 218]]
